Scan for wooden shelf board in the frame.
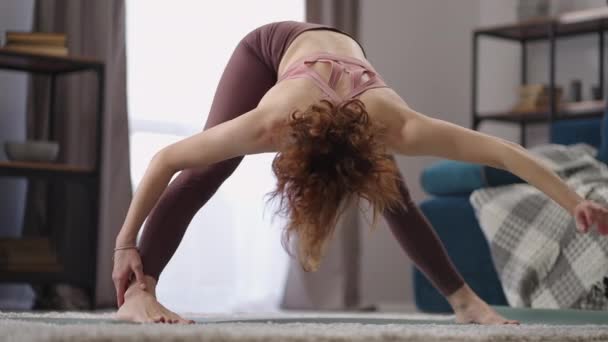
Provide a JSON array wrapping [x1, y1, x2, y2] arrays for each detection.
[[0, 48, 102, 74], [477, 107, 604, 123], [0, 160, 95, 177], [475, 15, 608, 41]]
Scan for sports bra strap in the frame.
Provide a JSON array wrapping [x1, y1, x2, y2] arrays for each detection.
[[327, 61, 343, 90], [278, 53, 388, 103]]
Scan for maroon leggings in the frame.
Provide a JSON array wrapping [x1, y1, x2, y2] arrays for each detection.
[[138, 21, 465, 298]]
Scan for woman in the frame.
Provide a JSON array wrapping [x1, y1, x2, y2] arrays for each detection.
[[112, 21, 608, 324]]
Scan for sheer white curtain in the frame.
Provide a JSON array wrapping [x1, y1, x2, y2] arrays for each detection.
[[126, 0, 304, 312]]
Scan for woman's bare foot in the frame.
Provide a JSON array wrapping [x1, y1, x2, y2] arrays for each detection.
[[454, 298, 520, 325], [448, 284, 520, 325], [115, 276, 194, 324]]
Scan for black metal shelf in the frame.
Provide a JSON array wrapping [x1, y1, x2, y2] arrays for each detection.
[[0, 161, 96, 181], [478, 104, 605, 124], [472, 11, 607, 146], [0, 49, 104, 308], [0, 48, 103, 74]]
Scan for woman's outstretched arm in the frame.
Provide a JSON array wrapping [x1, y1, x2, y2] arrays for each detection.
[[391, 106, 608, 234], [115, 107, 273, 247], [112, 107, 274, 304]]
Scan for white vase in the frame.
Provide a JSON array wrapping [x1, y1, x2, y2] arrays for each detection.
[[517, 0, 550, 20], [548, 0, 577, 16]]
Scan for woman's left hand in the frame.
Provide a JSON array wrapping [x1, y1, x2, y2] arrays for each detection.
[[574, 200, 608, 235]]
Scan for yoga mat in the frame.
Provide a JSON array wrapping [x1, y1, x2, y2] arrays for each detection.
[[202, 306, 608, 326], [493, 306, 608, 325], [1, 314, 451, 326], [2, 306, 607, 325], [200, 317, 454, 325]]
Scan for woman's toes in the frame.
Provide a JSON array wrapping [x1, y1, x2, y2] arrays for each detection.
[[115, 312, 130, 321], [164, 313, 177, 324]]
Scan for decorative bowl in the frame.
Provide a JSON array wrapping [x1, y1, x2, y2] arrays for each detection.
[[4, 140, 60, 163]]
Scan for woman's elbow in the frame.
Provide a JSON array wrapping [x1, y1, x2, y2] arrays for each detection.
[[151, 148, 180, 174]]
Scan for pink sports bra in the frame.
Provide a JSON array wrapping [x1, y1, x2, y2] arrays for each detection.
[[278, 53, 388, 103]]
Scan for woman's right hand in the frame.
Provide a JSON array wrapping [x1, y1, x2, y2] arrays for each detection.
[[574, 200, 608, 235], [112, 248, 147, 307]]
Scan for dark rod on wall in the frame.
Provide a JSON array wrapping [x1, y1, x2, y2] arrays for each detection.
[[599, 29, 604, 98], [306, 0, 359, 39], [521, 41, 527, 85], [306, 0, 321, 23], [548, 22, 557, 122], [471, 33, 479, 130]]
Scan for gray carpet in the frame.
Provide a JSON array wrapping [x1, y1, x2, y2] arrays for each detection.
[[1, 306, 607, 341]]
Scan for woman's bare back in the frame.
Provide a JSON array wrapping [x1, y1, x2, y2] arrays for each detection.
[[260, 29, 410, 151]]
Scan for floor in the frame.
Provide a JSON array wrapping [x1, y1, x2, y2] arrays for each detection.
[[1, 306, 607, 342]]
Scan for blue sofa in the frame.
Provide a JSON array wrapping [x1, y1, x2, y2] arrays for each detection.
[[414, 116, 605, 313]]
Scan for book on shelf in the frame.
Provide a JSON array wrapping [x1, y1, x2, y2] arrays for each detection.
[[2, 31, 68, 57], [1, 44, 68, 57], [0, 238, 61, 271], [511, 84, 563, 113], [5, 31, 67, 47]]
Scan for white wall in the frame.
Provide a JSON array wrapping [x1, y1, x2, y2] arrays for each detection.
[[358, 0, 480, 308], [477, 0, 521, 143], [0, 0, 35, 309]]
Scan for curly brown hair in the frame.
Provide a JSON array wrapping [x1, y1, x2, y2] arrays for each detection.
[[268, 99, 405, 272]]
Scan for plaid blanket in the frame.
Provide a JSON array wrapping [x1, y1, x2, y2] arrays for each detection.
[[470, 143, 608, 310]]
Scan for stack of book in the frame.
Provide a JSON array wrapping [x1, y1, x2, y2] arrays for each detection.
[[2, 31, 68, 57], [0, 238, 62, 273], [511, 84, 564, 113]]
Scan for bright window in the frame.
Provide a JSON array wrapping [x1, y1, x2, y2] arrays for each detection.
[[126, 0, 304, 312]]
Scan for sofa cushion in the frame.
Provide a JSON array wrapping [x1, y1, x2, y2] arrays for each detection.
[[597, 115, 608, 164], [551, 117, 602, 150], [420, 160, 483, 196], [421, 161, 522, 196], [415, 197, 508, 312]]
